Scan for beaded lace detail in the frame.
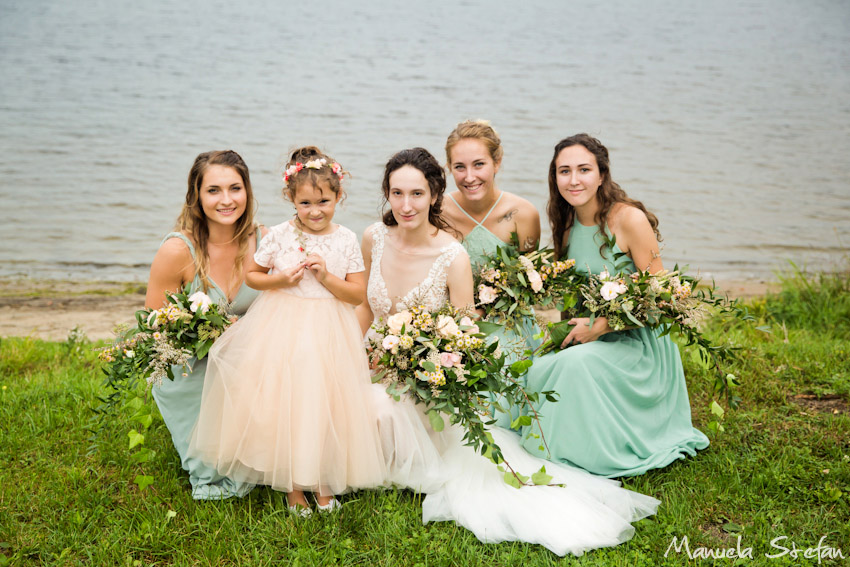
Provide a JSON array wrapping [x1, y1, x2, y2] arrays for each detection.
[[366, 223, 463, 318]]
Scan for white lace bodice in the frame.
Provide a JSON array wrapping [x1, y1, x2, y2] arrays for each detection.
[[365, 223, 465, 319], [254, 221, 364, 299]]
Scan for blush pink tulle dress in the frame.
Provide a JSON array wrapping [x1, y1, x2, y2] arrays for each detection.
[[187, 221, 387, 496]]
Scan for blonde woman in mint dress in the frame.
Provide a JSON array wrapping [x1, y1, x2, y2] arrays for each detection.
[[522, 134, 709, 477], [442, 120, 542, 426], [145, 150, 266, 499]]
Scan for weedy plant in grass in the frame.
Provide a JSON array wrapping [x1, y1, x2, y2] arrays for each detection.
[[764, 260, 850, 340]]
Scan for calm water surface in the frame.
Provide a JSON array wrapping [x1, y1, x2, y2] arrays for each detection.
[[1, 0, 848, 283]]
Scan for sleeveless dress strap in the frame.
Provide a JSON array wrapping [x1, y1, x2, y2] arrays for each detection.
[[161, 232, 197, 260], [448, 193, 504, 226]]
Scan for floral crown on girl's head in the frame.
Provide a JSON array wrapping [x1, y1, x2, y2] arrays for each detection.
[[283, 158, 344, 183]]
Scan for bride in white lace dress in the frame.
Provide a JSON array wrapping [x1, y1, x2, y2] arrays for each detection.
[[357, 148, 659, 557]]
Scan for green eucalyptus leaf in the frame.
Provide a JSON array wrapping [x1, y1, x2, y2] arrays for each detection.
[[475, 321, 504, 335], [371, 369, 387, 384], [427, 410, 445, 432]]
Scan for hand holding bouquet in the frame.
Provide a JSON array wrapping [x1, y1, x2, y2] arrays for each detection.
[[98, 290, 235, 390], [474, 233, 581, 328]]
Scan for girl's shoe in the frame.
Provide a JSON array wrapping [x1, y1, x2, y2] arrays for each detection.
[[288, 504, 312, 518], [316, 498, 340, 512]]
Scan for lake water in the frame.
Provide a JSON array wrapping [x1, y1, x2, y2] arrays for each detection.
[[1, 0, 848, 283]]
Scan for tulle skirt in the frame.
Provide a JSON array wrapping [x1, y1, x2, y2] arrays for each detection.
[[187, 290, 387, 495]]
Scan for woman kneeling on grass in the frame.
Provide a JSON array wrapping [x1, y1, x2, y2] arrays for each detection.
[[522, 134, 710, 477], [145, 150, 266, 499]]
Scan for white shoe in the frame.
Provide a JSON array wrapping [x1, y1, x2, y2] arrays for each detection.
[[288, 504, 312, 518], [316, 498, 340, 512]]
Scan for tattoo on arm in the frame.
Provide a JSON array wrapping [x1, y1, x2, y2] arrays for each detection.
[[498, 208, 519, 223], [522, 236, 538, 251]]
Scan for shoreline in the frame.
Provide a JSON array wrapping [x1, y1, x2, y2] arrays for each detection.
[[0, 276, 778, 342]]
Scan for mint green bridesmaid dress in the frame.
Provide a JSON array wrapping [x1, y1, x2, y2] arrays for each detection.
[[150, 232, 261, 499], [448, 194, 542, 428], [521, 221, 709, 477]]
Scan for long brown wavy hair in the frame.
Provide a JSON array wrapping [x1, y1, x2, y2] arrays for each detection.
[[176, 150, 257, 293], [547, 134, 660, 259], [380, 147, 457, 236]]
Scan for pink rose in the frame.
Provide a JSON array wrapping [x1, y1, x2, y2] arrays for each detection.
[[439, 352, 463, 368]]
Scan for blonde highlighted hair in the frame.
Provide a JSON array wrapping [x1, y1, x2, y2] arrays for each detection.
[[176, 150, 257, 293], [445, 119, 504, 166]]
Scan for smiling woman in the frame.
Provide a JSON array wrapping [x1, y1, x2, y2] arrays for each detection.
[[521, 134, 710, 477], [442, 120, 543, 427], [145, 149, 266, 500]]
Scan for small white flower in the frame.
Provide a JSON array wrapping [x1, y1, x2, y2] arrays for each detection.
[[528, 271, 543, 292], [124, 349, 134, 358], [188, 291, 213, 314]]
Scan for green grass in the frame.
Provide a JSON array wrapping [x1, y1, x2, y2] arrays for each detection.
[[1, 269, 848, 566]]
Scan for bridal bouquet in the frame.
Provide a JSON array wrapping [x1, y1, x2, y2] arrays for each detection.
[[474, 234, 581, 329], [367, 303, 549, 473], [97, 289, 234, 391]]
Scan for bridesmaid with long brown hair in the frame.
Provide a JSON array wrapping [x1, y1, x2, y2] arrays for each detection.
[[522, 134, 709, 477], [147, 149, 266, 499]]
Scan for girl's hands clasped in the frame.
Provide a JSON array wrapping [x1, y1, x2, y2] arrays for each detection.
[[304, 253, 328, 282], [276, 262, 308, 288]]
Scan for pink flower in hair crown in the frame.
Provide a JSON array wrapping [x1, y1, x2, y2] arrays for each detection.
[[283, 158, 345, 182]]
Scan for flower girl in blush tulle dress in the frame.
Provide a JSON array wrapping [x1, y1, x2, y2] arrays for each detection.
[[188, 147, 386, 514]]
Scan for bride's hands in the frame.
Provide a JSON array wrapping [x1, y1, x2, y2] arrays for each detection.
[[561, 317, 612, 348]]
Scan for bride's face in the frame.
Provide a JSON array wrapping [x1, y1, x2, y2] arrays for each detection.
[[388, 165, 437, 230]]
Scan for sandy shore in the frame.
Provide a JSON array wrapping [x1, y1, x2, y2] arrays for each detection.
[[0, 277, 776, 342]]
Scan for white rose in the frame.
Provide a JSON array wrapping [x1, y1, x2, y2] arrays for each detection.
[[528, 271, 543, 292], [387, 311, 413, 335], [478, 284, 498, 305], [435, 315, 460, 338], [600, 281, 623, 301], [188, 291, 213, 314]]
